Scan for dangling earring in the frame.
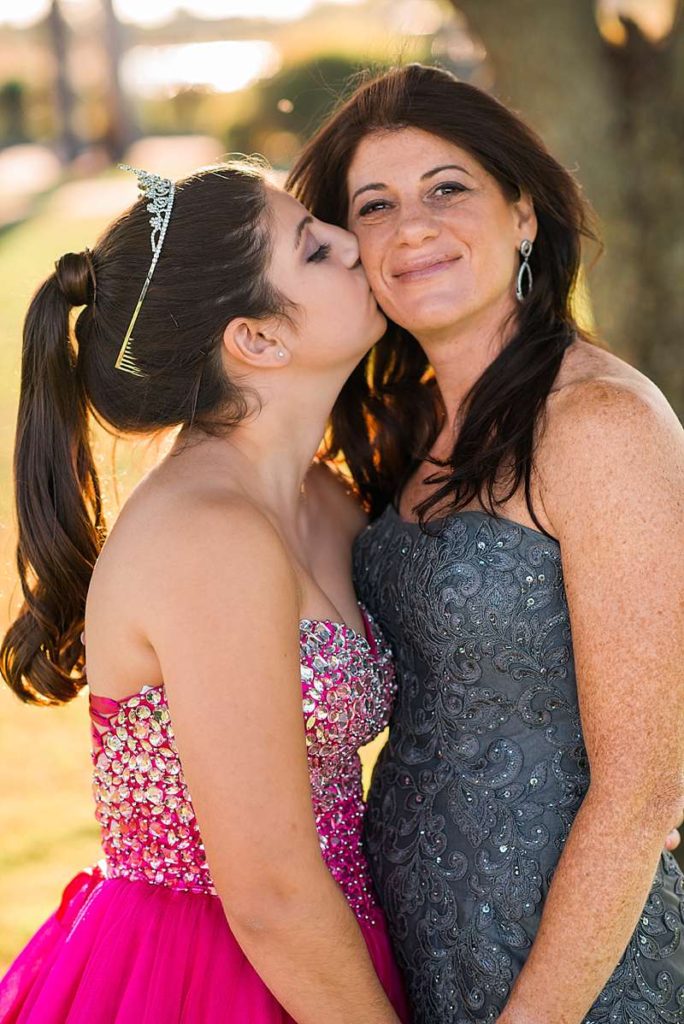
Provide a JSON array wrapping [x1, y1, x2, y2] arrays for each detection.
[[516, 239, 533, 302]]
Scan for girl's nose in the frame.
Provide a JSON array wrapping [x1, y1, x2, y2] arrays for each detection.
[[330, 223, 360, 268]]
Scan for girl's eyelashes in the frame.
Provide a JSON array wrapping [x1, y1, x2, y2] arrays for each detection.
[[306, 241, 331, 263]]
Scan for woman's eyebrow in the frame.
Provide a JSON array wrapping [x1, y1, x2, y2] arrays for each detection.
[[421, 163, 472, 180], [350, 182, 386, 204], [350, 163, 473, 205]]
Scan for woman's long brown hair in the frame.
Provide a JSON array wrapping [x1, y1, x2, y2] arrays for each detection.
[[287, 64, 599, 528]]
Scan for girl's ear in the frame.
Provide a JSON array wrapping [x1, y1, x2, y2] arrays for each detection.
[[222, 318, 290, 367]]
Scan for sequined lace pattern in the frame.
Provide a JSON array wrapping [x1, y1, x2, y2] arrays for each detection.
[[353, 507, 684, 1024], [90, 608, 396, 923]]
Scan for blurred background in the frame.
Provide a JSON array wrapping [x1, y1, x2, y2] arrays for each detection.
[[0, 0, 681, 969]]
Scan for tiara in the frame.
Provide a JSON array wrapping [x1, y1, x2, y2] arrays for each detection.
[[115, 165, 176, 376]]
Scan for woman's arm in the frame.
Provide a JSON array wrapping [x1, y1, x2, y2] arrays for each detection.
[[498, 379, 684, 1024], [143, 498, 401, 1024]]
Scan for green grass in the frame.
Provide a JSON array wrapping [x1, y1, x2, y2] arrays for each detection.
[[0, 689, 101, 969], [0, 196, 109, 970]]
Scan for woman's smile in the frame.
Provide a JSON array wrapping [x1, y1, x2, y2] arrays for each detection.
[[391, 254, 461, 283], [347, 128, 537, 336]]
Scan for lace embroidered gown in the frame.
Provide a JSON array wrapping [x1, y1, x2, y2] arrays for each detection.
[[353, 506, 684, 1024], [0, 608, 409, 1023]]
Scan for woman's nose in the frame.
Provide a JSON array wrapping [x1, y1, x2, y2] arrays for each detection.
[[395, 209, 439, 247]]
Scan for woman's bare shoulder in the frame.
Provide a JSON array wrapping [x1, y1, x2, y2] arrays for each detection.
[[545, 338, 679, 441], [537, 338, 683, 535], [551, 338, 668, 409]]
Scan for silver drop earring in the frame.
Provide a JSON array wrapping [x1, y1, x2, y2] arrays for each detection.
[[516, 239, 533, 302]]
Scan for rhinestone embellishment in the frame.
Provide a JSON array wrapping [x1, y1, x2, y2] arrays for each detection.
[[90, 608, 396, 922]]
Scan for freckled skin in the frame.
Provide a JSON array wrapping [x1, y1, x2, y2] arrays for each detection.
[[496, 374, 684, 1023], [347, 128, 535, 346], [339, 128, 684, 1021]]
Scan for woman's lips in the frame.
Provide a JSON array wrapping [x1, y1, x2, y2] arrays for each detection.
[[393, 256, 460, 283]]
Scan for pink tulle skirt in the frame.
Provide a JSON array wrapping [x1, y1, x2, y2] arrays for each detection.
[[0, 867, 409, 1022]]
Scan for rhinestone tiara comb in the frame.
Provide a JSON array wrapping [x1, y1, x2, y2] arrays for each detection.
[[114, 164, 176, 376]]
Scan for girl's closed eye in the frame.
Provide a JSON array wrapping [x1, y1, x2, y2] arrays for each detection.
[[307, 242, 331, 263]]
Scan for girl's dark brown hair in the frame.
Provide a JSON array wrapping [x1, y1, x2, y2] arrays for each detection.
[[287, 63, 598, 526], [1, 163, 288, 705]]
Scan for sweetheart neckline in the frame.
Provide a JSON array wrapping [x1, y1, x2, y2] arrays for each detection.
[[383, 502, 560, 546], [89, 610, 380, 712]]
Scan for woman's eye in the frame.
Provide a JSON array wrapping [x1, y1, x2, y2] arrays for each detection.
[[358, 199, 392, 217], [307, 242, 331, 263], [432, 182, 468, 197]]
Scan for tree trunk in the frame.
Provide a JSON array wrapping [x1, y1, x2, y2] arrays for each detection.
[[100, 0, 137, 161], [46, 0, 79, 161], [603, 10, 684, 410], [448, 0, 683, 416]]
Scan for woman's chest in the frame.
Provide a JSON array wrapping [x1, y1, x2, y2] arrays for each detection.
[[353, 507, 570, 682]]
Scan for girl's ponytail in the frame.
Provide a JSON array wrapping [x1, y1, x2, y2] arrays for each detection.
[[2, 165, 282, 703], [1, 252, 105, 704]]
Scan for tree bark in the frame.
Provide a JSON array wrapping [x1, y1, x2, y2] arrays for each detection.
[[448, 0, 683, 415], [46, 0, 79, 161], [100, 0, 137, 160], [603, 9, 684, 409]]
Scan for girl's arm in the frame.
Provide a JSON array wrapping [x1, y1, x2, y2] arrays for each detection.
[[498, 379, 684, 1024], [144, 497, 402, 1024]]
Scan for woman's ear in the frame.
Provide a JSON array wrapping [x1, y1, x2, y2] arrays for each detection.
[[514, 192, 537, 245], [222, 318, 290, 368]]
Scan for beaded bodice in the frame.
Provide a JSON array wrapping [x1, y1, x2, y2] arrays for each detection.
[[90, 607, 396, 923]]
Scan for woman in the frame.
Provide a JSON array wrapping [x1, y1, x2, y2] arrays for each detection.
[[287, 64, 684, 1022], [0, 163, 408, 1023]]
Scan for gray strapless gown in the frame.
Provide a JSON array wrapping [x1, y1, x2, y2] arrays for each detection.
[[353, 505, 684, 1024]]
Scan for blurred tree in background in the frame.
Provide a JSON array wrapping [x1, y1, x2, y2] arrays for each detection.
[[46, 0, 79, 160], [0, 81, 28, 145], [451, 0, 683, 414], [101, 0, 136, 159], [229, 55, 370, 165], [0, 0, 680, 405]]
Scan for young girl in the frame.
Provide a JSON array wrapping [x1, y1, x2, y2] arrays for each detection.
[[0, 163, 408, 1024]]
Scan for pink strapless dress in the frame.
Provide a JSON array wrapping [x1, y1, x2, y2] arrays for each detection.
[[0, 609, 409, 1023]]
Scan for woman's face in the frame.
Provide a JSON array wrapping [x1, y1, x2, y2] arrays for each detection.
[[346, 128, 536, 340], [266, 186, 386, 369]]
